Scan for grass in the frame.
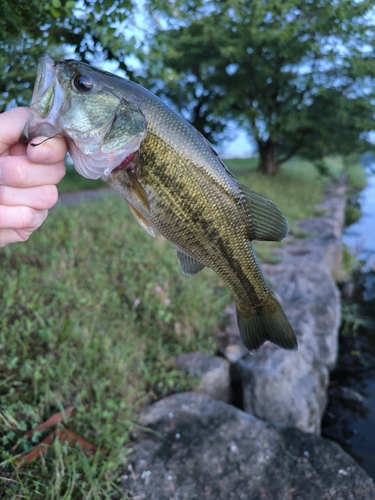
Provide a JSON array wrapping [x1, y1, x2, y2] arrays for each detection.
[[0, 197, 229, 498], [0, 155, 358, 497], [58, 163, 106, 193]]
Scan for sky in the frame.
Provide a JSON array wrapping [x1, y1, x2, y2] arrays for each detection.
[[219, 127, 256, 158]]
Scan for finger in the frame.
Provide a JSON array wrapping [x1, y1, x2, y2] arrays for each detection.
[[27, 136, 67, 164], [0, 107, 31, 156], [0, 155, 66, 187], [0, 228, 37, 247], [10, 141, 28, 156], [0, 205, 48, 231], [0, 184, 59, 210]]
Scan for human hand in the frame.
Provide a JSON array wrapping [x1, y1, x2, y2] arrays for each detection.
[[0, 107, 66, 247]]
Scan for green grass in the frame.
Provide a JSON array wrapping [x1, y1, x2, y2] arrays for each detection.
[[344, 157, 368, 191], [58, 163, 106, 193], [0, 198, 229, 498], [0, 155, 352, 497]]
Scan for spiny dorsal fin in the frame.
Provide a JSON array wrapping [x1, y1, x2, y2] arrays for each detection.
[[239, 184, 289, 242], [175, 247, 205, 276], [127, 202, 155, 237]]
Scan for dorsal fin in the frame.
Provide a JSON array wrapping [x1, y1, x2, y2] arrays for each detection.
[[239, 184, 289, 242]]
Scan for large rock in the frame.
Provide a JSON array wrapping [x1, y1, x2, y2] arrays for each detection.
[[173, 352, 231, 403], [122, 393, 374, 500], [220, 180, 346, 434]]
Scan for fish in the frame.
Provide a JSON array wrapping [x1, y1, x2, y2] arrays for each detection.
[[23, 55, 297, 352]]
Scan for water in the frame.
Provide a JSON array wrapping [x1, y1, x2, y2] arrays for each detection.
[[343, 168, 375, 266], [346, 379, 375, 478], [323, 165, 375, 479]]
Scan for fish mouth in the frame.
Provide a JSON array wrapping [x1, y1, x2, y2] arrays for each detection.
[[22, 55, 65, 141], [32, 54, 55, 105]]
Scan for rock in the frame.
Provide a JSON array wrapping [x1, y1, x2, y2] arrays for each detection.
[[223, 344, 248, 363], [330, 386, 365, 405], [122, 393, 375, 500], [174, 352, 231, 403]]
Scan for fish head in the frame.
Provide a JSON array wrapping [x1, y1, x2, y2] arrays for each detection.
[[23, 55, 147, 179]]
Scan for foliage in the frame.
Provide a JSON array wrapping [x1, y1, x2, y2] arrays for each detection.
[[142, 0, 375, 173], [2, 0, 374, 176], [344, 157, 368, 191], [0, 0, 137, 112]]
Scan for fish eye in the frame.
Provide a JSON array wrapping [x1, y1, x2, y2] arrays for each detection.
[[72, 74, 93, 92]]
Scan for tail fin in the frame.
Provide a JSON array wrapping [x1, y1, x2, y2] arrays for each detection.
[[236, 295, 297, 351]]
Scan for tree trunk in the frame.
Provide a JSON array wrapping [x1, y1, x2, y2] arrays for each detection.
[[257, 139, 279, 175]]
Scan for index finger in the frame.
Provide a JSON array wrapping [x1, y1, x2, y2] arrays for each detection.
[[0, 107, 31, 156]]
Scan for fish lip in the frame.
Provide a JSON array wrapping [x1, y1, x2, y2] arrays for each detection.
[[31, 54, 56, 104], [22, 55, 63, 142]]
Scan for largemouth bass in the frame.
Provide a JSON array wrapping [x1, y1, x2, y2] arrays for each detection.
[[23, 55, 297, 351]]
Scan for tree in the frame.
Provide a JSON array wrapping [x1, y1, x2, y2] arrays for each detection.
[[0, 0, 137, 112], [142, 0, 375, 174]]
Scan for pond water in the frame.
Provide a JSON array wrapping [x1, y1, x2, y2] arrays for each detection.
[[322, 165, 375, 480], [343, 168, 375, 266]]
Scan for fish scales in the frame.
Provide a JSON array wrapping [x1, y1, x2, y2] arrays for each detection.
[[111, 131, 268, 316], [22, 55, 297, 352]]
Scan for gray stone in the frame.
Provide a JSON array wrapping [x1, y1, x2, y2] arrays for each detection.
[[330, 386, 365, 405], [122, 393, 374, 500], [174, 352, 231, 403]]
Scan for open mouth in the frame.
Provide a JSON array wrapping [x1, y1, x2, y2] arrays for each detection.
[[112, 152, 135, 172]]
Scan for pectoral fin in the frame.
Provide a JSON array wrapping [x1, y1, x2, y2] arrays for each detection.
[[175, 248, 205, 276], [128, 169, 151, 213], [127, 202, 155, 237], [239, 184, 289, 242]]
